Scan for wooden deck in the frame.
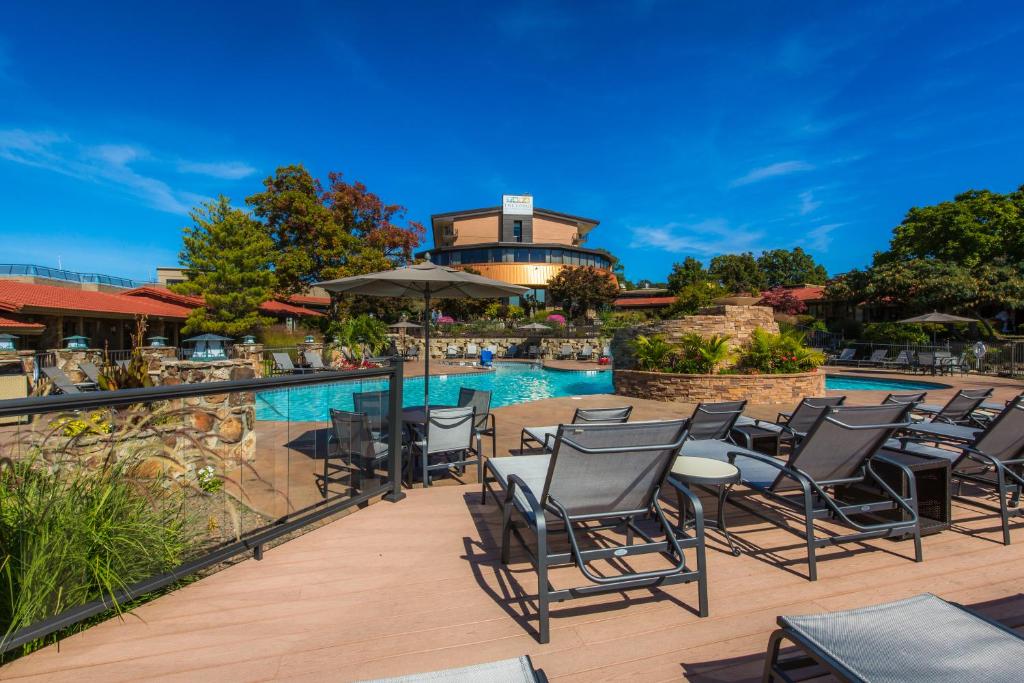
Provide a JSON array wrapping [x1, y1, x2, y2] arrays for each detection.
[[4, 371, 1024, 681]]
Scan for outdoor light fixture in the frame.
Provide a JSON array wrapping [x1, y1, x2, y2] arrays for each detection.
[[0, 334, 17, 350], [147, 336, 169, 347], [242, 334, 256, 344], [65, 335, 89, 350], [304, 335, 315, 343], [182, 334, 231, 361]]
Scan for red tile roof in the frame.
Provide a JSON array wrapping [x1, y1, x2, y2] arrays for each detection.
[[285, 294, 331, 306], [760, 285, 826, 302], [0, 280, 193, 318], [613, 296, 677, 308], [261, 300, 324, 317], [0, 314, 45, 330]]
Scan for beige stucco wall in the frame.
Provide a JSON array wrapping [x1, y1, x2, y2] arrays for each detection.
[[532, 215, 579, 245], [451, 214, 500, 245]]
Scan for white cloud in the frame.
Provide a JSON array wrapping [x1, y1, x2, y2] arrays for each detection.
[[629, 219, 765, 256], [804, 223, 843, 252], [177, 159, 256, 180], [0, 129, 245, 214], [798, 190, 821, 215], [730, 160, 815, 187]]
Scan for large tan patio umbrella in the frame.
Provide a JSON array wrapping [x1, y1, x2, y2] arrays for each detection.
[[898, 311, 976, 345], [317, 262, 527, 407]]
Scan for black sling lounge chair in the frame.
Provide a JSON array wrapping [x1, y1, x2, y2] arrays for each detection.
[[764, 593, 1024, 683], [41, 366, 96, 393], [732, 396, 846, 452], [912, 388, 993, 427], [519, 405, 632, 454], [359, 655, 546, 682], [893, 398, 1024, 545], [684, 400, 747, 441], [483, 420, 707, 643], [686, 403, 918, 581]]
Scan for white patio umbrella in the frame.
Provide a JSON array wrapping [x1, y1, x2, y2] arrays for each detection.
[[317, 262, 527, 407]]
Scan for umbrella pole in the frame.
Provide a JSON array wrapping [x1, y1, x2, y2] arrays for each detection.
[[423, 287, 431, 408]]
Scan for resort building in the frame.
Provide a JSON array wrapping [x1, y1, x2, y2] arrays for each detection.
[[418, 194, 616, 307], [613, 286, 676, 313]]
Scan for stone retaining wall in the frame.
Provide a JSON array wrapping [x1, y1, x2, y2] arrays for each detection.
[[394, 335, 607, 359], [614, 368, 824, 404]]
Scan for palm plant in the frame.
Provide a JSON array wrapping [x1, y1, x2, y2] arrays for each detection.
[[630, 334, 676, 372]]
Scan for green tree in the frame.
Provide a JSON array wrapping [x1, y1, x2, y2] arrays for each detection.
[[172, 197, 276, 336], [546, 266, 620, 320], [662, 281, 727, 318], [708, 252, 766, 294], [666, 257, 708, 293], [884, 186, 1024, 267], [757, 247, 828, 287]]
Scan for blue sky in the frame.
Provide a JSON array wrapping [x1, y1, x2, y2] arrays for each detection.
[[2, 1, 1022, 283]]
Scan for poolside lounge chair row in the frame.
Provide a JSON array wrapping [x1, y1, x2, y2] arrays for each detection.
[[828, 347, 971, 374]]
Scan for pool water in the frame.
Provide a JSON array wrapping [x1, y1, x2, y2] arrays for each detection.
[[256, 363, 614, 422], [823, 375, 947, 391]]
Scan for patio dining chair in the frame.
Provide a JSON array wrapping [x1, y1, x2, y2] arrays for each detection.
[[912, 388, 993, 427], [556, 343, 574, 360], [326, 409, 388, 496], [731, 396, 846, 452], [41, 366, 96, 393], [893, 397, 1024, 544], [764, 593, 1024, 683], [458, 387, 496, 465], [483, 420, 706, 643], [527, 345, 542, 359], [519, 405, 633, 454], [353, 390, 391, 441], [406, 406, 477, 487], [913, 351, 937, 374], [505, 343, 519, 358], [576, 344, 594, 361], [685, 403, 918, 580], [272, 352, 312, 375]]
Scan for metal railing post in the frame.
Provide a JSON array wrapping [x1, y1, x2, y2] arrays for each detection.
[[384, 356, 406, 503]]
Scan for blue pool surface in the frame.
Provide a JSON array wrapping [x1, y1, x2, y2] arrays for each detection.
[[256, 365, 949, 422], [823, 375, 948, 391], [256, 363, 613, 422]]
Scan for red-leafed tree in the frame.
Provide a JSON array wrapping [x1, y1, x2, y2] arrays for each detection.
[[759, 286, 807, 315]]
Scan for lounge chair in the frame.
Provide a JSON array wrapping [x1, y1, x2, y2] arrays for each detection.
[[856, 349, 888, 367], [684, 400, 747, 441], [403, 345, 420, 361], [764, 593, 1024, 682], [326, 409, 388, 496], [483, 420, 707, 643], [881, 391, 927, 407], [358, 656, 545, 683], [519, 406, 633, 453], [272, 352, 312, 375], [892, 398, 1024, 545], [879, 349, 913, 371], [912, 388, 993, 427], [78, 361, 104, 385], [527, 345, 542, 359], [938, 351, 969, 375], [303, 350, 330, 371], [458, 387, 496, 463], [361, 344, 392, 363], [41, 366, 96, 393], [446, 344, 461, 359], [505, 344, 519, 358], [555, 343, 574, 360], [827, 348, 856, 365], [732, 396, 847, 452], [686, 403, 918, 580], [465, 342, 479, 359], [339, 346, 359, 364], [407, 406, 477, 487], [576, 344, 594, 361]]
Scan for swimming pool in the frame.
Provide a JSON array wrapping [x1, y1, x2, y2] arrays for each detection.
[[255, 366, 949, 422], [256, 363, 614, 422], [823, 375, 948, 391]]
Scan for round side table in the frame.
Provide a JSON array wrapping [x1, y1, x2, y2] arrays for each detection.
[[671, 456, 742, 556]]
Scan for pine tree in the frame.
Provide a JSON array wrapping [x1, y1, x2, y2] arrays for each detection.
[[173, 196, 277, 336]]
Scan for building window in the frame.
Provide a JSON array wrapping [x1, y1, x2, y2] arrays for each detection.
[[513, 220, 523, 242]]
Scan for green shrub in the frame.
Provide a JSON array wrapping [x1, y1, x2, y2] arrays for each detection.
[[737, 327, 825, 374], [328, 314, 390, 355], [630, 335, 676, 371], [674, 333, 733, 374], [861, 322, 928, 345], [0, 460, 195, 655]]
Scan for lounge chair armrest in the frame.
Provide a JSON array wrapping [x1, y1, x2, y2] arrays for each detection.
[[665, 476, 706, 525], [504, 473, 545, 524]]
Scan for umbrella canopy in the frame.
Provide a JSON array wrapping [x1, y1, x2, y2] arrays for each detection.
[[517, 322, 551, 330], [898, 312, 976, 324], [317, 262, 527, 407], [388, 321, 423, 329]]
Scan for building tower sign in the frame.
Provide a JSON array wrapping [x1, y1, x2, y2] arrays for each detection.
[[502, 194, 533, 216]]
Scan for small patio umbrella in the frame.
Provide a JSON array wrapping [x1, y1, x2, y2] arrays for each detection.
[[898, 311, 976, 345], [517, 322, 551, 331], [317, 262, 527, 407]]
